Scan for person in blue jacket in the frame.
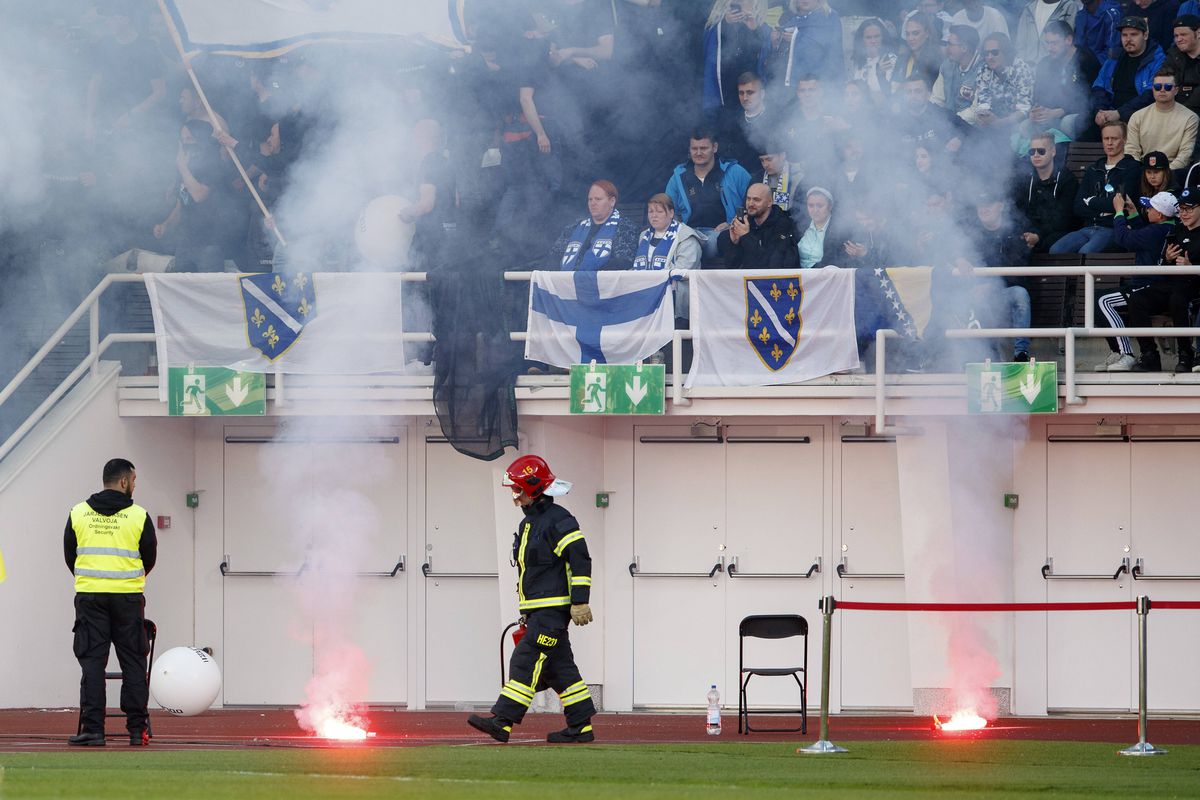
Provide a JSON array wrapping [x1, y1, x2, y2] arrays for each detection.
[[778, 0, 846, 87], [1092, 16, 1166, 126], [665, 128, 752, 262], [1075, 0, 1123, 62]]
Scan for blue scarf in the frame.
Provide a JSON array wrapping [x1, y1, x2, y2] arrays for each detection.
[[561, 209, 622, 271], [632, 220, 679, 270]]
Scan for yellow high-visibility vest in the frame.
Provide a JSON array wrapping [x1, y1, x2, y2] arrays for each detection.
[[70, 501, 147, 593]]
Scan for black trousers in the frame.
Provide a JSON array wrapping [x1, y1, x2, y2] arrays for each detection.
[[492, 608, 595, 727], [1126, 281, 1198, 354], [73, 592, 149, 734]]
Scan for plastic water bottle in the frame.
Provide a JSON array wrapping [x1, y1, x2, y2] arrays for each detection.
[[706, 685, 722, 735]]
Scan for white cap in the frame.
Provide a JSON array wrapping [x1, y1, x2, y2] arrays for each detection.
[[1140, 191, 1179, 217]]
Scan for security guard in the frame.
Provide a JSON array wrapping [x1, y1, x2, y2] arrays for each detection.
[[468, 454, 596, 744], [65, 458, 157, 747]]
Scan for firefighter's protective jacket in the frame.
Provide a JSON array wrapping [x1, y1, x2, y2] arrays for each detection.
[[511, 496, 591, 613]]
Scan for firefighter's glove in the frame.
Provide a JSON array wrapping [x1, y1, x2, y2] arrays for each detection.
[[570, 604, 593, 626]]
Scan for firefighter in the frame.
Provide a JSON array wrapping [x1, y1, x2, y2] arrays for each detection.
[[65, 458, 157, 747], [468, 454, 596, 744]]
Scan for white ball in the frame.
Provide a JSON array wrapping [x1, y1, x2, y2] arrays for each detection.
[[150, 647, 222, 716], [355, 194, 415, 267]]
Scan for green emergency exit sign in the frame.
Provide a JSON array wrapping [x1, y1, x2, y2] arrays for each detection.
[[167, 367, 265, 416], [569, 364, 665, 415], [965, 361, 1057, 414]]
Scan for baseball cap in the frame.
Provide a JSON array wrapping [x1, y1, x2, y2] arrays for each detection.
[[1119, 15, 1149, 32], [1143, 151, 1169, 170], [1139, 191, 1179, 217], [1178, 186, 1200, 206], [1173, 14, 1200, 30]]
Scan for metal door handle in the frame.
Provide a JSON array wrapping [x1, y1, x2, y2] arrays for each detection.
[[1041, 557, 1129, 580], [727, 556, 821, 578], [1131, 558, 1200, 581], [836, 557, 904, 579], [221, 555, 406, 577], [629, 555, 723, 578], [421, 559, 498, 579]]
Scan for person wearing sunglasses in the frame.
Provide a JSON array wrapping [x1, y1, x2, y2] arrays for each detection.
[[1126, 65, 1199, 169], [1016, 132, 1078, 254], [973, 33, 1034, 147], [1092, 16, 1165, 130]]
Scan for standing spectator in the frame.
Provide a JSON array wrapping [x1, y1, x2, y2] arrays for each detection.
[[951, 0, 1012, 43], [703, 0, 773, 115], [716, 183, 802, 267], [897, 75, 969, 153], [65, 458, 157, 747], [665, 129, 753, 260], [779, 0, 846, 86], [84, 8, 167, 148], [1131, 0, 1185, 52], [549, 180, 640, 270], [798, 187, 849, 267], [1029, 20, 1100, 139], [1075, 0, 1123, 61], [1015, 132, 1079, 252], [850, 18, 900, 105], [401, 119, 457, 271], [1125, 66, 1199, 167], [1052, 120, 1140, 252], [1165, 14, 1200, 116], [934, 25, 986, 121], [899, 13, 944, 85], [958, 191, 1033, 361], [973, 33, 1035, 143], [719, 72, 779, 175], [1015, 0, 1083, 64], [1093, 17, 1166, 126], [781, 76, 849, 177]]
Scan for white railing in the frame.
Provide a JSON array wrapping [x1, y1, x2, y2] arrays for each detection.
[[3, 266, 1199, 462]]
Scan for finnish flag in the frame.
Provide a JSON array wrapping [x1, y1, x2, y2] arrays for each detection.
[[525, 271, 676, 368]]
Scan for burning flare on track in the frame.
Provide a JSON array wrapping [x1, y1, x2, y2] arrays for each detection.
[[934, 708, 988, 731]]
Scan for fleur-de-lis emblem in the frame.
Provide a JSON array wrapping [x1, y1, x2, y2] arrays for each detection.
[[251, 308, 265, 328], [263, 324, 280, 349], [749, 309, 762, 328], [758, 326, 770, 344], [298, 297, 312, 317], [769, 282, 782, 302], [785, 307, 796, 325], [293, 274, 309, 291], [787, 282, 798, 300], [272, 275, 286, 295], [771, 343, 784, 362]]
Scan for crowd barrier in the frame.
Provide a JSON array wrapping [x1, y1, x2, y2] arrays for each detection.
[[800, 595, 1200, 757]]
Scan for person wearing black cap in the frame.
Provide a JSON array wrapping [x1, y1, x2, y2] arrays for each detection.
[[961, 190, 1032, 361], [1092, 16, 1166, 127], [1127, 149, 1178, 197], [1125, 65, 1199, 168], [1130, 0, 1185, 52], [1165, 14, 1200, 113], [1144, 183, 1200, 370]]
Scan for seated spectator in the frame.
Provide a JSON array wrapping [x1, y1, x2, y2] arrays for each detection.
[[830, 132, 869, 207], [897, 75, 968, 153], [850, 18, 899, 105], [1052, 120, 1140, 253], [957, 191, 1033, 361], [778, 0, 845, 87], [755, 140, 805, 217], [1093, 17, 1166, 127], [1015, 133, 1079, 253], [1015, 0, 1080, 64], [1166, 15, 1200, 116], [899, 13, 943, 85], [1028, 20, 1101, 140], [973, 33, 1034, 143], [933, 25, 985, 122], [798, 187, 849, 267], [703, 0, 772, 115], [841, 79, 875, 127], [915, 0, 956, 42], [1125, 66, 1199, 168], [719, 72, 778, 175], [665, 128, 753, 261], [781, 76, 848, 174], [910, 144, 955, 208], [1094, 190, 1180, 370], [1075, 0, 1122, 63], [951, 0, 1011, 44], [1123, 152, 1177, 216], [634, 193, 704, 272], [840, 194, 920, 269], [549, 180, 639, 270], [1131, 0, 1184, 53], [715, 183, 801, 268], [1154, 184, 1200, 370]]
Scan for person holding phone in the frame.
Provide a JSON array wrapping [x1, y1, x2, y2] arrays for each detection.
[[850, 18, 899, 105], [715, 183, 801, 268]]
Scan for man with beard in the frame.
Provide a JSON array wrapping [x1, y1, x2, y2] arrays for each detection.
[[1093, 16, 1166, 127]]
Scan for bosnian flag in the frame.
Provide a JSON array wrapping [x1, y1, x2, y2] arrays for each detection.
[[162, 0, 467, 58]]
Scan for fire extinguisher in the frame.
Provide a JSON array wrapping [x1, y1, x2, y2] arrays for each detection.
[[500, 618, 527, 683]]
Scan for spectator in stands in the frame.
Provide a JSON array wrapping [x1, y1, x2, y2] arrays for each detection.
[[798, 187, 849, 267], [958, 190, 1033, 361], [1093, 17, 1166, 127], [756, 139, 804, 217], [1127, 150, 1177, 199], [841, 195, 919, 269], [779, 0, 846, 86], [1075, 0, 1122, 62], [951, 0, 1012, 44], [830, 132, 869, 206], [716, 183, 801, 267], [934, 25, 985, 122], [899, 13, 944, 85], [1029, 20, 1100, 140], [911, 144, 955, 209], [84, 7, 166, 148], [665, 129, 753, 261], [703, 0, 772, 115], [548, 0, 616, 72], [550, 180, 639, 270], [1015, 132, 1079, 253], [634, 193, 704, 272], [781, 76, 848, 175], [1052, 120, 1140, 252], [1133, 0, 1185, 52], [400, 119, 457, 272], [841, 79, 874, 127], [1166, 15, 1200, 117], [973, 33, 1035, 142], [720, 72, 778, 175], [1015, 0, 1082, 64], [1094, 190, 1179, 370], [1125, 66, 1199, 167], [897, 75, 968, 153], [850, 18, 899, 104]]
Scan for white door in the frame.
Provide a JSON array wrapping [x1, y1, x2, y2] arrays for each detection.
[[1045, 437, 1132, 712], [423, 441, 500, 706], [838, 439, 912, 710]]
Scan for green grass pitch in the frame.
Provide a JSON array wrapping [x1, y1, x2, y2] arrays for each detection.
[[2, 741, 1199, 799]]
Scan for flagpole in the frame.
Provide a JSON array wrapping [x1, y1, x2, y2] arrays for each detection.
[[155, 0, 288, 248]]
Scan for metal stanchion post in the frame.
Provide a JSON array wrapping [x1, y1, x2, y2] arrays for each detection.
[[1120, 595, 1167, 756], [800, 596, 847, 754]]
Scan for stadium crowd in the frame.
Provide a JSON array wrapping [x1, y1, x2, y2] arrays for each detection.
[[12, 0, 1200, 375]]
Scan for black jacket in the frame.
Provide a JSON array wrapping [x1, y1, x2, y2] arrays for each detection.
[[971, 223, 1031, 289], [1165, 46, 1200, 112], [1015, 169, 1079, 251], [64, 489, 157, 575], [1074, 154, 1140, 227], [511, 496, 591, 613], [715, 205, 801, 268]]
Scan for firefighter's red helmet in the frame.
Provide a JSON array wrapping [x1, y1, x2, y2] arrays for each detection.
[[503, 454, 555, 499]]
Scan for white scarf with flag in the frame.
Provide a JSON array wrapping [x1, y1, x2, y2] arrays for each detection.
[[686, 268, 859, 387], [145, 272, 408, 400], [525, 270, 676, 368]]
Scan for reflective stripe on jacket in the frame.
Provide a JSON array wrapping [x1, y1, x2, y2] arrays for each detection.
[[71, 501, 147, 593]]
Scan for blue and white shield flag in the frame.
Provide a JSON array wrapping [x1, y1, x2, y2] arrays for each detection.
[[525, 271, 676, 368], [686, 268, 859, 387]]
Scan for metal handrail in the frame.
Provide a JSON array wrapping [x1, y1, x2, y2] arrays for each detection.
[[836, 557, 904, 580], [220, 555, 406, 577], [628, 555, 724, 578], [727, 556, 821, 579], [1041, 557, 1129, 580], [420, 560, 498, 579], [1131, 559, 1200, 581]]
